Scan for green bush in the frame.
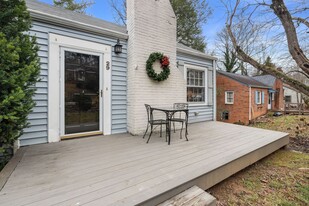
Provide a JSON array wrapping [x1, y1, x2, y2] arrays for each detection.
[[0, 0, 40, 159]]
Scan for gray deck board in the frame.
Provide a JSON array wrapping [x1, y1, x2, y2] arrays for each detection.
[[0, 121, 288, 206]]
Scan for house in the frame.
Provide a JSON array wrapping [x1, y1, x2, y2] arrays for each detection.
[[20, 0, 217, 146], [283, 83, 304, 104], [252, 75, 284, 111], [216, 70, 271, 125], [0, 1, 290, 205]]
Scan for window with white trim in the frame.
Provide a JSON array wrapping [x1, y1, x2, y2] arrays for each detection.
[[225, 91, 234, 104], [187, 69, 205, 102], [256, 91, 262, 104]]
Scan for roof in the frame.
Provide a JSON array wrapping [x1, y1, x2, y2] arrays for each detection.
[[217, 70, 271, 88], [26, 0, 128, 39], [176, 43, 217, 60], [26, 1, 217, 60], [252, 75, 276, 87]]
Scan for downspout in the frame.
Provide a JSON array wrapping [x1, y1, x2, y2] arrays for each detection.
[[249, 86, 252, 122], [213, 60, 217, 121]]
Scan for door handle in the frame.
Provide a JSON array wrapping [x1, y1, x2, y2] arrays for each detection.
[[100, 90, 103, 97]]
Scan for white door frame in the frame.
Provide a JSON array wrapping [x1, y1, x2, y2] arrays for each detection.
[[268, 93, 272, 110], [48, 33, 112, 143], [60, 47, 104, 137]]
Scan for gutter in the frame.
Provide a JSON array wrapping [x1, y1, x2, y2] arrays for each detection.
[[29, 9, 129, 40], [177, 47, 218, 60], [249, 86, 252, 121]]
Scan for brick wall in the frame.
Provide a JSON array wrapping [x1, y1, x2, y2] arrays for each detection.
[[251, 87, 269, 119], [216, 73, 269, 125], [127, 0, 186, 135], [216, 74, 250, 125], [273, 79, 284, 111]]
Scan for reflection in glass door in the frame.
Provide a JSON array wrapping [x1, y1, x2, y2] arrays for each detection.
[[64, 51, 100, 135]]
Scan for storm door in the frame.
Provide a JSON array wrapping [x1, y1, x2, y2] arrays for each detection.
[[63, 50, 102, 135]]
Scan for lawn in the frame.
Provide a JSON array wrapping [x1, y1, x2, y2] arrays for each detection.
[[207, 115, 309, 206]]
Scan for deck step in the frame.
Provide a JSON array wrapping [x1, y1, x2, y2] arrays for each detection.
[[158, 186, 216, 206]]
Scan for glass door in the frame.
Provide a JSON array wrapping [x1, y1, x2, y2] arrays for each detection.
[[64, 50, 101, 135]]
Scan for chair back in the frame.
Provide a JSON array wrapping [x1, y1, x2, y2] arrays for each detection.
[[144, 104, 153, 122], [173, 103, 188, 109], [173, 103, 188, 118]]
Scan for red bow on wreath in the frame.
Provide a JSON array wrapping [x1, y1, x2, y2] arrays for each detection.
[[160, 56, 170, 68]]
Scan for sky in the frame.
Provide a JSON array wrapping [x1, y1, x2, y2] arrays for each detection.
[[39, 0, 227, 52]]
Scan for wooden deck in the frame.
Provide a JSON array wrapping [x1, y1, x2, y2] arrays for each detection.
[[0, 121, 288, 206]]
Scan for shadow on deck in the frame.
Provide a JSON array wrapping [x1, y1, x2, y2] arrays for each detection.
[[0, 121, 288, 206]]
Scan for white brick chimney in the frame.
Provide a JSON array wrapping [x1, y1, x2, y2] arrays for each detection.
[[127, 0, 186, 135]]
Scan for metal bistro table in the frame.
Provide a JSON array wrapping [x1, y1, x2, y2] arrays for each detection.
[[152, 106, 189, 145]]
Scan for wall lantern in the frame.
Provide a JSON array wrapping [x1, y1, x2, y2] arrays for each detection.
[[114, 39, 123, 54]]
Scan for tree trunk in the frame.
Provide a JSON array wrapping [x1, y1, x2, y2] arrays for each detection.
[[226, 0, 309, 96], [271, 0, 309, 75]]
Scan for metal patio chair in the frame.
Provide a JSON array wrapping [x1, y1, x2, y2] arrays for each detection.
[[171, 103, 188, 139], [143, 104, 168, 143]]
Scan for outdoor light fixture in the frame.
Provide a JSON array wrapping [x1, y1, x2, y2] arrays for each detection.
[[114, 39, 122, 54]]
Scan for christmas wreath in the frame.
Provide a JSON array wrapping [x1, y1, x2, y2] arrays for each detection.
[[146, 52, 170, 81]]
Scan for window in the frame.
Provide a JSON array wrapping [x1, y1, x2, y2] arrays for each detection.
[[222, 111, 229, 120], [255, 91, 265, 104], [285, 95, 291, 103], [187, 69, 205, 102], [225, 91, 234, 104], [256, 91, 261, 104]]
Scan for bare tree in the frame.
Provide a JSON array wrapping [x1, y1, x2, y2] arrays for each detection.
[[225, 0, 309, 96], [109, 0, 126, 25], [110, 0, 212, 52]]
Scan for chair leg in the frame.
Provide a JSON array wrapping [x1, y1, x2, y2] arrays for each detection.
[[173, 121, 176, 133], [180, 121, 184, 139], [143, 123, 149, 139], [146, 124, 153, 143], [185, 122, 189, 141], [165, 124, 168, 142], [160, 124, 162, 137]]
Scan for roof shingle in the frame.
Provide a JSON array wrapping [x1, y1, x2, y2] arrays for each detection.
[[217, 70, 271, 88]]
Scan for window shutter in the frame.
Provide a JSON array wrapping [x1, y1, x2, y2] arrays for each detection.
[[262, 92, 265, 104], [255, 91, 258, 104]]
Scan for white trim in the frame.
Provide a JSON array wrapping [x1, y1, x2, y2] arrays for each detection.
[[48, 33, 112, 143], [268, 93, 272, 109], [184, 64, 208, 106], [177, 47, 218, 60], [249, 86, 252, 121], [225, 91, 234, 104], [213, 60, 217, 121], [29, 9, 128, 39], [256, 91, 262, 105]]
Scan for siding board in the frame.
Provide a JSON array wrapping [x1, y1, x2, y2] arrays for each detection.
[[19, 21, 127, 146]]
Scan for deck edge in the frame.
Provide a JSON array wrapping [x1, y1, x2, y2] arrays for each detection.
[[139, 134, 289, 206], [0, 147, 27, 191]]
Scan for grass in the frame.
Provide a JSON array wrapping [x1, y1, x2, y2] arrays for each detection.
[[208, 115, 309, 206]]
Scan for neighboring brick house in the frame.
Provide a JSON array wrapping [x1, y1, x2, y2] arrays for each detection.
[[216, 71, 271, 125], [252, 75, 284, 111]]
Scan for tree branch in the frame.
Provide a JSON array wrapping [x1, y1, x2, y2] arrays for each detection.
[[270, 0, 309, 75], [286, 70, 309, 79], [292, 16, 309, 28], [226, 0, 309, 96]]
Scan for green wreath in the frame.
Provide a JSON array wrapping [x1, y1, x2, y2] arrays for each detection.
[[146, 52, 170, 81]]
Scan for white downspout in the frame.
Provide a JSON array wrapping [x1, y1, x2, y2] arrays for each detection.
[[249, 86, 252, 121]]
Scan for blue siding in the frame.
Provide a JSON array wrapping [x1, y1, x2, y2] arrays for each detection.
[[19, 21, 127, 146], [176, 52, 215, 123]]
